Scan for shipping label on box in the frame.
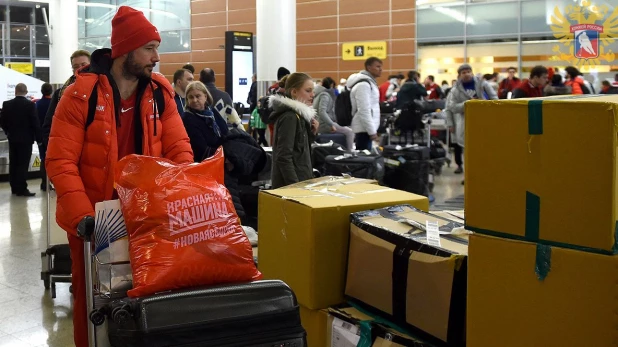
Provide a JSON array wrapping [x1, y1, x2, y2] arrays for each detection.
[[465, 95, 618, 253], [327, 306, 436, 347], [468, 233, 618, 347], [346, 205, 468, 344], [258, 184, 429, 310]]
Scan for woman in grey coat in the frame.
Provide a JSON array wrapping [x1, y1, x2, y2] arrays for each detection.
[[445, 64, 498, 179], [313, 77, 355, 150]]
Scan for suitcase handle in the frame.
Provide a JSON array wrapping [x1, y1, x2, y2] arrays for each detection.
[[77, 215, 95, 242]]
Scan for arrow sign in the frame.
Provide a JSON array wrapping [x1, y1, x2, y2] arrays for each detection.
[[345, 49, 351, 54]]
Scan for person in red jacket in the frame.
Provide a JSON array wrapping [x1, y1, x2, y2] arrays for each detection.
[[424, 75, 444, 99], [498, 67, 521, 99], [45, 7, 193, 347], [512, 66, 548, 99]]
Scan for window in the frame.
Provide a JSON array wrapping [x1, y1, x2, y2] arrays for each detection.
[[417, 6, 465, 41], [159, 29, 190, 53], [35, 26, 48, 44], [10, 25, 30, 41], [150, 0, 190, 32], [466, 2, 519, 37], [9, 6, 32, 24], [35, 5, 48, 25], [418, 44, 466, 84], [9, 40, 30, 57], [35, 67, 50, 83], [35, 43, 49, 58]]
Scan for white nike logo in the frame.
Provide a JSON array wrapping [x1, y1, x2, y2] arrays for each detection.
[[121, 107, 134, 113]]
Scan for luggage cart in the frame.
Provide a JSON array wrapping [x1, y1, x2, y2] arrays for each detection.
[[77, 215, 131, 347], [40, 177, 72, 298]]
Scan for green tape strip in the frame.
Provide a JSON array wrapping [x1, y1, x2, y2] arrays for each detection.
[[465, 225, 616, 255], [357, 321, 373, 347], [528, 100, 543, 135], [525, 192, 541, 242], [535, 244, 552, 281]]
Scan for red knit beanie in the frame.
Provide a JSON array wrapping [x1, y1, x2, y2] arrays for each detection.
[[111, 6, 161, 59]]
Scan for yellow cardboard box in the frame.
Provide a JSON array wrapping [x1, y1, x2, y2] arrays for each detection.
[[465, 95, 618, 253], [346, 205, 467, 344], [468, 233, 618, 346], [258, 184, 428, 309], [283, 175, 377, 189], [300, 305, 329, 347]]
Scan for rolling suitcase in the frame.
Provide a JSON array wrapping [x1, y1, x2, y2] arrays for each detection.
[[382, 145, 430, 196], [103, 280, 306, 347], [315, 132, 348, 149], [311, 142, 346, 176], [323, 153, 384, 182]]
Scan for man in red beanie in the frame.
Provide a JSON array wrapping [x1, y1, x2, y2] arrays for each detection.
[[46, 6, 193, 347]]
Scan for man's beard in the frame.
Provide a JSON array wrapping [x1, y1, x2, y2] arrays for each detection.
[[122, 52, 154, 80]]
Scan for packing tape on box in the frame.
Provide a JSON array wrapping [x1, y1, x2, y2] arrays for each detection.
[[535, 244, 552, 281]]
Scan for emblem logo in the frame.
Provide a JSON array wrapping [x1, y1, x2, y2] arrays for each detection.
[[550, 0, 618, 66]]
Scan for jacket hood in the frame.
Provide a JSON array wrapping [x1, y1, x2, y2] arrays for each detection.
[[88, 48, 114, 75], [314, 84, 328, 96], [346, 71, 377, 88], [268, 94, 316, 123]]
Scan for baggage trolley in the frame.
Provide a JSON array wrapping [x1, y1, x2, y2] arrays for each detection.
[[40, 176, 72, 298], [77, 215, 130, 347]]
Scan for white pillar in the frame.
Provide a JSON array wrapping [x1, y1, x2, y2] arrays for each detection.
[[256, 0, 296, 96], [49, 0, 78, 85]]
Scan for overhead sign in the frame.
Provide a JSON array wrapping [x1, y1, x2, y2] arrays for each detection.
[[6, 62, 33, 74], [342, 41, 387, 61]]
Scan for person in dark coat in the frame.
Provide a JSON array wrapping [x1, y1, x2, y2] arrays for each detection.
[[182, 81, 228, 162], [397, 70, 427, 109], [269, 73, 319, 188], [247, 73, 258, 113], [199, 67, 243, 129], [1, 83, 43, 196], [35, 83, 53, 191], [544, 74, 572, 96]]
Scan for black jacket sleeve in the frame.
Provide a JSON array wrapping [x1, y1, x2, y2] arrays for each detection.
[[42, 89, 60, 148]]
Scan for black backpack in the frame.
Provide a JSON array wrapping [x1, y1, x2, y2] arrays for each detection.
[[335, 80, 369, 127], [258, 95, 272, 125], [85, 80, 166, 130]]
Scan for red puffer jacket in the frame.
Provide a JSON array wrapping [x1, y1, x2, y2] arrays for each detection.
[[46, 49, 193, 236]]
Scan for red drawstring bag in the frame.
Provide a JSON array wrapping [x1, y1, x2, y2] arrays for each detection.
[[115, 148, 261, 297]]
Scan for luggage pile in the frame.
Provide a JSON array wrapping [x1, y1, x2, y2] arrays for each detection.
[[258, 177, 471, 346], [81, 148, 305, 347]]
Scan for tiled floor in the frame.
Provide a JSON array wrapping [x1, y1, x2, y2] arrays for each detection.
[[0, 166, 464, 347]]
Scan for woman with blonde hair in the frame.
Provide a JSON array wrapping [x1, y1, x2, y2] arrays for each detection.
[[182, 81, 228, 162], [269, 72, 319, 188]]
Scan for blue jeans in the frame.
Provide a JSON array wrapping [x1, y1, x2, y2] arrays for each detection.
[[354, 132, 372, 151]]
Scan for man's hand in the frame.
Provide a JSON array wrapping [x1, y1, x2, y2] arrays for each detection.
[[331, 125, 337, 133], [449, 127, 455, 134], [370, 134, 378, 141], [310, 118, 319, 135]]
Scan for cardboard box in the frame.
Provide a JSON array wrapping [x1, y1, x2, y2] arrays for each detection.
[[300, 305, 329, 347], [327, 306, 437, 347], [283, 175, 377, 189], [468, 233, 618, 346], [346, 205, 468, 345], [259, 184, 428, 309], [465, 95, 618, 253]]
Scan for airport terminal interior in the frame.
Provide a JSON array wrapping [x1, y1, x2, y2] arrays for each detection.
[[0, 0, 617, 346]]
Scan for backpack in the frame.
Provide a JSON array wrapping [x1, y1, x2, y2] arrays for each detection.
[[85, 80, 166, 130], [335, 80, 370, 127], [258, 95, 272, 125]]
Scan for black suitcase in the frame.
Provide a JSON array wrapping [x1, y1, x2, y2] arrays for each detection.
[[429, 138, 447, 159], [315, 132, 348, 149], [47, 244, 72, 275], [312, 142, 346, 175], [323, 154, 384, 182], [382, 145, 430, 161], [105, 280, 306, 347], [383, 159, 430, 196]]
